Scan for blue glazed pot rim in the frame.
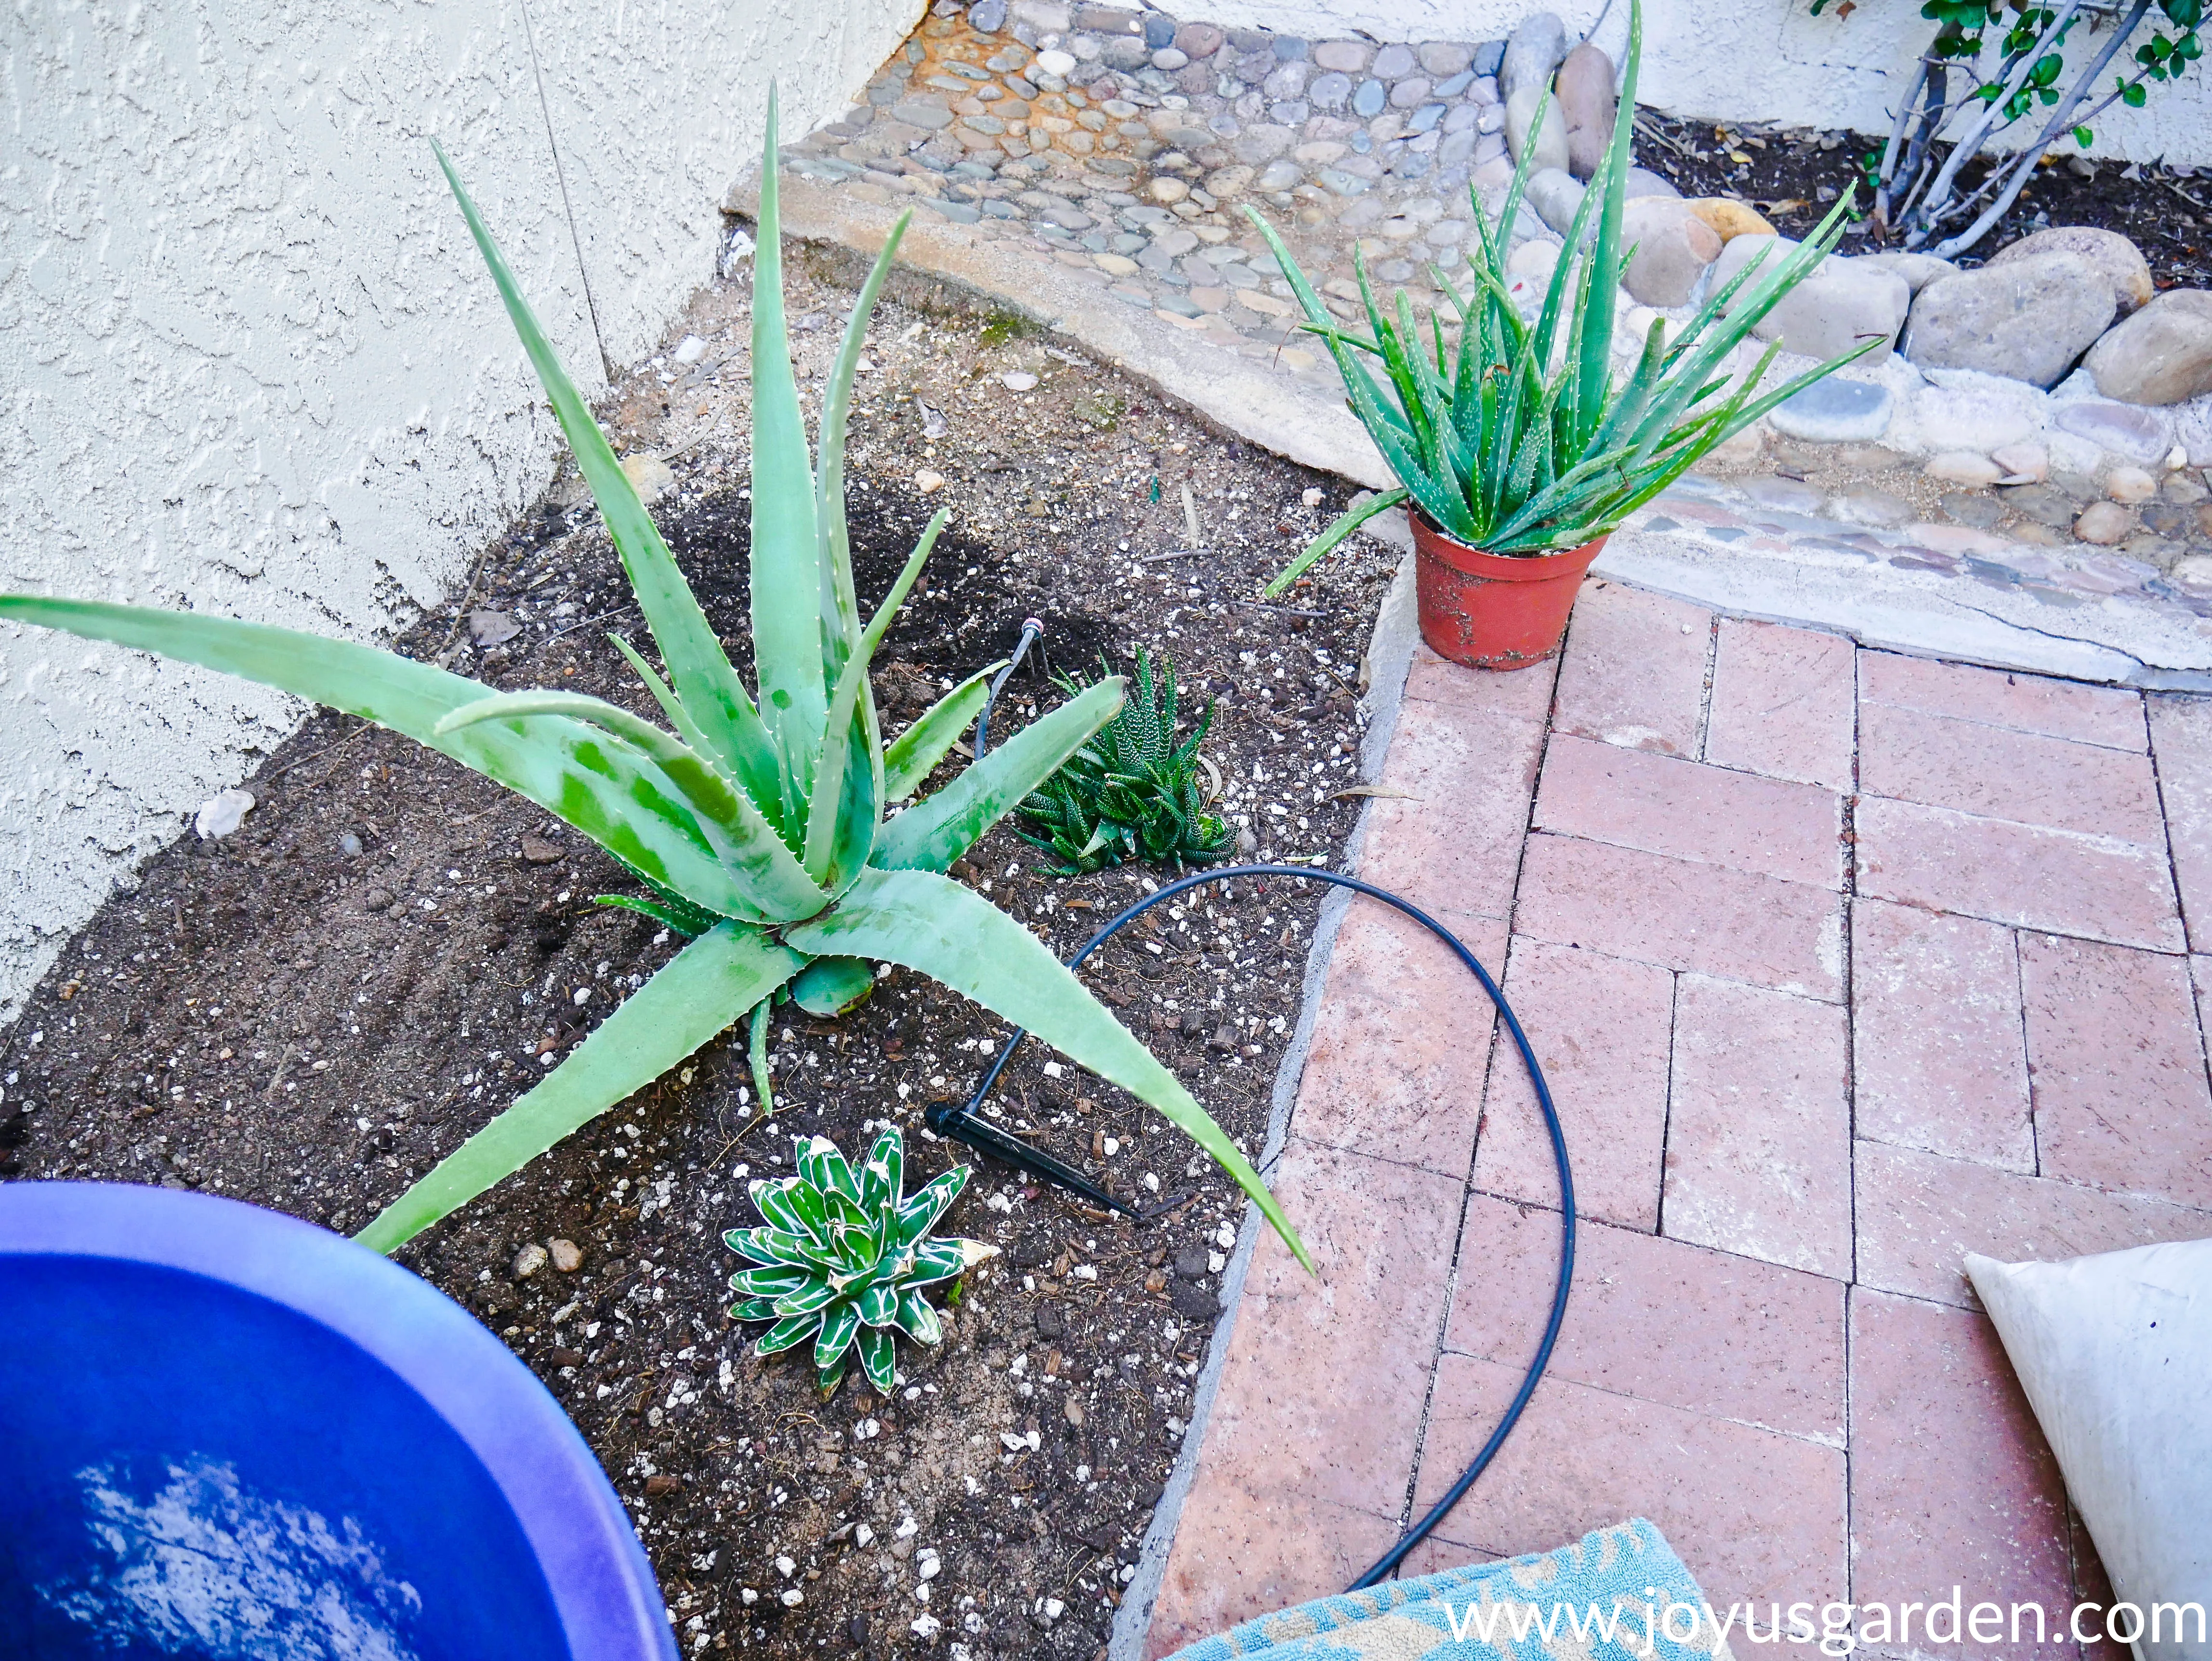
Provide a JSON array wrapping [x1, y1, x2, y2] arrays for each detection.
[[0, 1180, 677, 1661]]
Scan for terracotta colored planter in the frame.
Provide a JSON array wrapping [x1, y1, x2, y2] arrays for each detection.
[[1411, 510, 1608, 672]]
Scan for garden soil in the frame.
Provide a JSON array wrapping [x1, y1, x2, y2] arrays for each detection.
[[0, 248, 1403, 1659]]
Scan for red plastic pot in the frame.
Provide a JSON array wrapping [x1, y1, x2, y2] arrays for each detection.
[[1411, 509, 1608, 672]]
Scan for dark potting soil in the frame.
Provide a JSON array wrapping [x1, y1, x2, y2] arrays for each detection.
[[1634, 109, 2212, 288], [0, 248, 1402, 1658]]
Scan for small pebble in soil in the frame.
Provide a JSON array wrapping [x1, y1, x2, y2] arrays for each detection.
[[549, 1238, 583, 1272], [914, 468, 947, 492], [513, 1242, 548, 1279]]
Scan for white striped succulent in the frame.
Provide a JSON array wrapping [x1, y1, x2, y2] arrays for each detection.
[[727, 1127, 994, 1394]]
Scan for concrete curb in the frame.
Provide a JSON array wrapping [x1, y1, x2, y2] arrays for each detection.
[[1106, 551, 1423, 1661]]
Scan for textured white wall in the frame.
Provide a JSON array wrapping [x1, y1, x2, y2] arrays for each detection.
[[1188, 0, 2212, 167], [0, 0, 918, 1021]]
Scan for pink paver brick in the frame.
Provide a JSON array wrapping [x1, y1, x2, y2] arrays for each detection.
[[1552, 581, 1713, 757], [1442, 1194, 1845, 1442], [1291, 898, 1507, 1179], [1533, 734, 1843, 889], [1412, 1354, 1846, 1661], [1145, 1495, 1403, 1659], [1515, 832, 1844, 1001], [1661, 974, 1852, 1278], [1471, 937, 1672, 1230], [1859, 652, 2147, 751], [1854, 1140, 2212, 1309], [1148, 1135, 1462, 1651], [1357, 697, 1545, 922], [1704, 618, 1858, 791], [1859, 702, 2165, 844], [1852, 899, 2032, 1171], [1849, 1289, 2076, 1659], [1855, 796, 2184, 953], [2149, 695, 2212, 952], [1404, 640, 1561, 725], [2020, 932, 2212, 1207]]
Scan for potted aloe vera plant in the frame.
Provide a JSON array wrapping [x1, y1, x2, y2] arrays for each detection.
[[1249, 0, 1879, 670]]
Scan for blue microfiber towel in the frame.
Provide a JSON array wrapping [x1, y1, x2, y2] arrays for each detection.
[[1166, 1518, 1734, 1661]]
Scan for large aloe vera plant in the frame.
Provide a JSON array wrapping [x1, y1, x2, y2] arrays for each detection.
[[0, 102, 1308, 1271], [1253, 0, 1880, 594]]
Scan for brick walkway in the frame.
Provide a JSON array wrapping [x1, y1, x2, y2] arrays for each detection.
[[1139, 583, 2212, 1659]]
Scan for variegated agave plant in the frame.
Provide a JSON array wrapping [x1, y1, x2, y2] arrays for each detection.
[[728, 1127, 993, 1394]]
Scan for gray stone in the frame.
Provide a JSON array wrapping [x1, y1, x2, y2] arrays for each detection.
[[1318, 167, 1372, 198], [978, 197, 1024, 218], [1353, 78, 1387, 117], [1742, 477, 1828, 514], [1143, 11, 1176, 47], [1988, 225, 2154, 318], [1408, 102, 1447, 133], [1554, 42, 1616, 181], [1313, 40, 1370, 73], [1274, 35, 1310, 59], [1500, 11, 1567, 104], [1503, 84, 1568, 173], [1619, 198, 1721, 307], [1622, 165, 1679, 200], [1849, 250, 1958, 295], [1753, 260, 1910, 366], [1768, 378, 1895, 443], [1151, 46, 1188, 69], [924, 198, 983, 223], [2054, 398, 2175, 463], [891, 102, 956, 130], [1270, 99, 1311, 125], [1074, 4, 1143, 32], [1904, 253, 2115, 389], [970, 0, 1008, 28], [1256, 158, 1303, 191], [1309, 71, 1352, 109], [1830, 486, 1916, 527], [1373, 43, 1419, 79], [1230, 123, 1294, 163], [1524, 167, 1585, 236], [1419, 41, 1475, 77], [1262, 61, 1308, 99], [1101, 35, 1149, 69], [1435, 71, 1474, 98], [1390, 77, 1434, 108], [1997, 482, 2081, 527], [1174, 22, 1224, 57], [2083, 290, 2212, 406], [1943, 492, 2007, 528], [1473, 39, 1506, 77]]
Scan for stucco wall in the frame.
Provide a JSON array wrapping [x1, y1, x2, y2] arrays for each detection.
[[1188, 0, 2212, 167], [0, 0, 919, 1022]]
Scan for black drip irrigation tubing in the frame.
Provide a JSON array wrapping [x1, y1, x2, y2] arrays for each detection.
[[933, 635, 1579, 1592]]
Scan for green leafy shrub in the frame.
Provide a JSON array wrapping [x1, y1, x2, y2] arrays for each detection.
[[1250, 0, 1877, 595], [0, 98, 1309, 1274], [1016, 649, 1232, 875], [727, 1125, 990, 1395]]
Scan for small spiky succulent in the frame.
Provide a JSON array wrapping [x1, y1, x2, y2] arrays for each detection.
[[725, 1127, 996, 1394], [1016, 648, 1233, 876]]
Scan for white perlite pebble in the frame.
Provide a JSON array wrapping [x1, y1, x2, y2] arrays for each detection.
[[194, 789, 255, 841], [672, 334, 707, 364], [513, 1243, 549, 1279]]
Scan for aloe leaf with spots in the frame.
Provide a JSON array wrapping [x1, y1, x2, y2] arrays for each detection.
[[1249, 0, 1882, 595], [729, 1125, 994, 1394], [0, 98, 1312, 1272]]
